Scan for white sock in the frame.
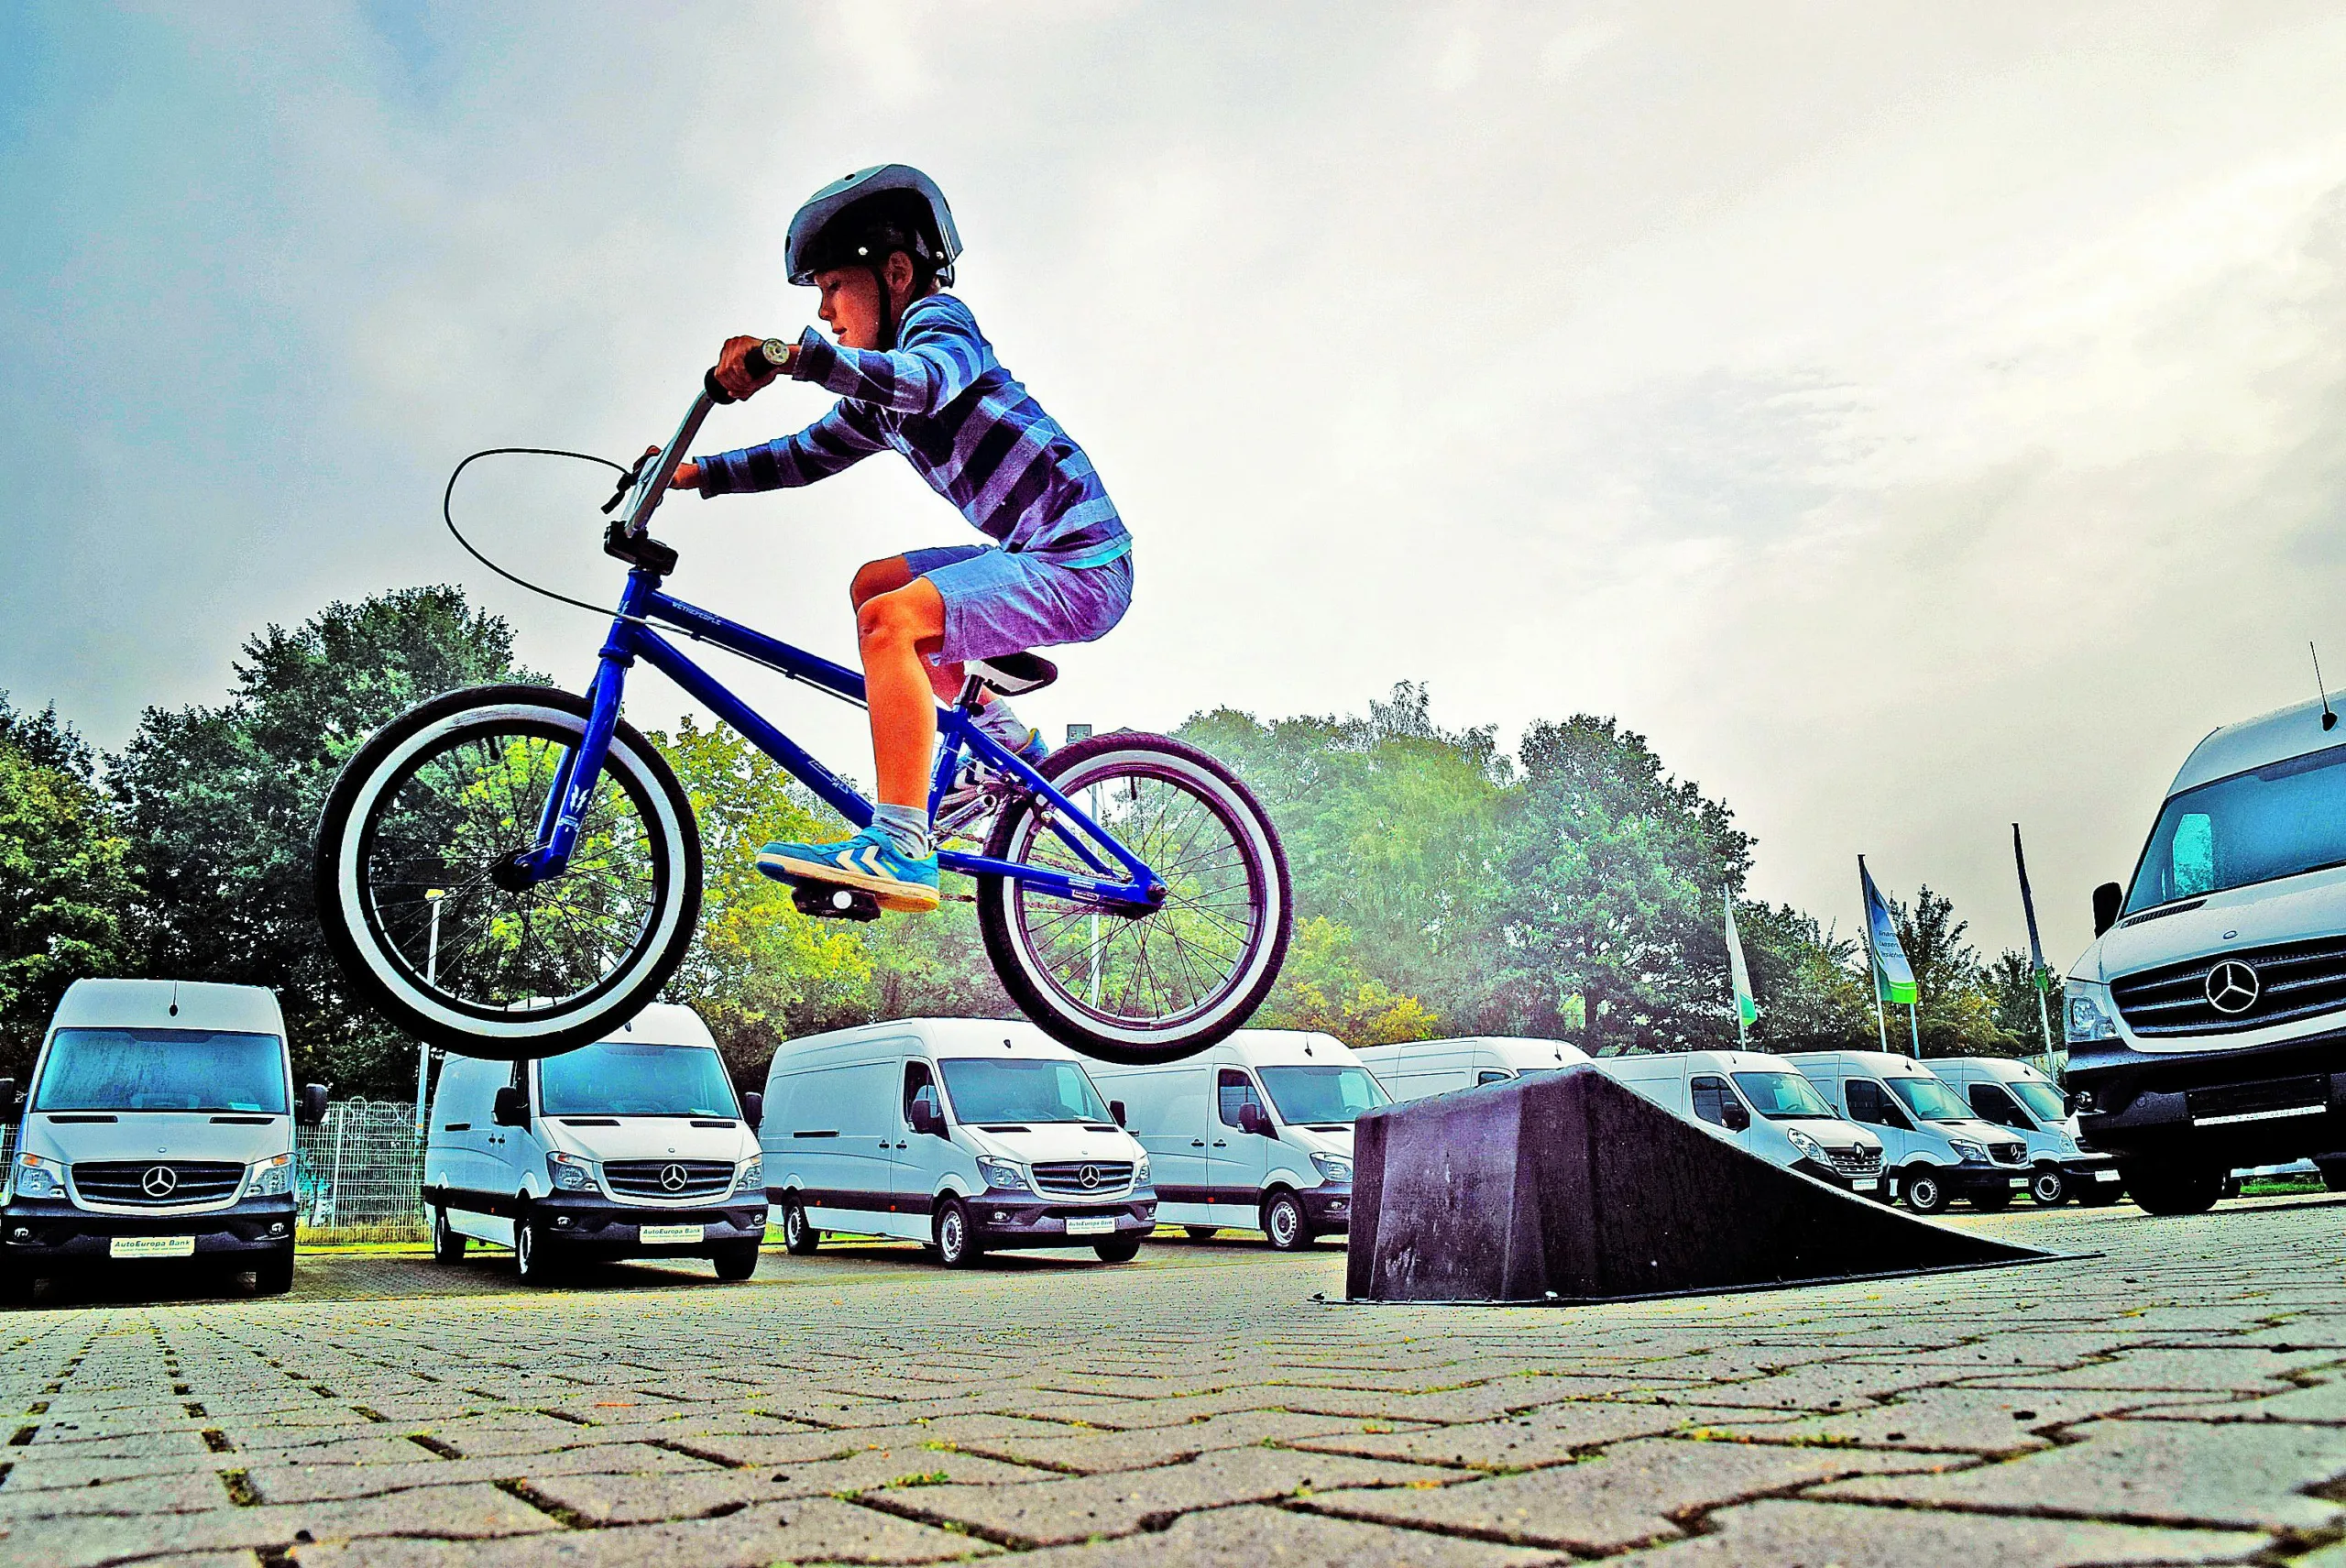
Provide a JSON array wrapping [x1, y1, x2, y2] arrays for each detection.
[[973, 699, 1032, 749], [870, 803, 932, 860]]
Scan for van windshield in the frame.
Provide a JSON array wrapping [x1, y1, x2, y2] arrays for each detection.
[[1258, 1066, 1390, 1125], [1886, 1075, 1973, 1124], [2126, 743, 2346, 914], [1730, 1070, 1833, 1121], [34, 1028, 287, 1113], [540, 1042, 738, 1117], [2010, 1080, 2066, 1124], [938, 1059, 1110, 1124]]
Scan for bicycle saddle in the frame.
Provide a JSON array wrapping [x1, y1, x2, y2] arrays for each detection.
[[968, 652, 1058, 696]]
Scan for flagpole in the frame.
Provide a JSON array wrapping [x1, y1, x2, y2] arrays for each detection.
[[1863, 857, 1890, 1050], [2012, 823, 2058, 1059], [1908, 1000, 1922, 1059]]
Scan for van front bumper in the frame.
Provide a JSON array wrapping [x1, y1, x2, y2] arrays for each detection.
[[1899, 1166, 2030, 1198], [1790, 1158, 1883, 1194], [525, 1191, 767, 1256], [2, 1194, 295, 1263], [2069, 1026, 2346, 1166], [1299, 1184, 1353, 1233], [968, 1192, 1157, 1250]]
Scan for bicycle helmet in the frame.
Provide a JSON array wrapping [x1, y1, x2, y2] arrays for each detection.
[[786, 165, 961, 348]]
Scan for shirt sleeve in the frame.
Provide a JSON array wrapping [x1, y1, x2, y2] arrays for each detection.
[[787, 298, 989, 417], [693, 399, 889, 496]]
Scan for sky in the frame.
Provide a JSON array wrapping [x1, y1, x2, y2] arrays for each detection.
[[5, 1, 2346, 973]]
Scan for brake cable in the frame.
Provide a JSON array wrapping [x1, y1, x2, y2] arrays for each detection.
[[442, 446, 631, 619]]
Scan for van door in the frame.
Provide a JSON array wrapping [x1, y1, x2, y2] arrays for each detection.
[[1211, 1069, 1271, 1222], [481, 1062, 529, 1201], [800, 1058, 897, 1237], [1689, 1074, 1749, 1147], [1843, 1077, 1921, 1167], [427, 1057, 488, 1201], [1120, 1069, 1211, 1223], [892, 1058, 946, 1240]]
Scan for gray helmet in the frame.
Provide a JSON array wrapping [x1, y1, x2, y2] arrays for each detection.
[[785, 164, 961, 288]]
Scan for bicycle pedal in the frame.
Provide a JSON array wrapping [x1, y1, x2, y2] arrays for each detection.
[[791, 883, 883, 922]]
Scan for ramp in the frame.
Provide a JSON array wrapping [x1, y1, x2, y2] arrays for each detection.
[[1346, 1063, 2056, 1303]]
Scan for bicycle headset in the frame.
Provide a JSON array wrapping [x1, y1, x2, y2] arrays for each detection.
[[784, 163, 962, 352]]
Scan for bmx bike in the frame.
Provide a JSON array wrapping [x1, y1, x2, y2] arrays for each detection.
[[312, 344, 1292, 1065]]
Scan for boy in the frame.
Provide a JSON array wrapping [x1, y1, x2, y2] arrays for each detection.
[[666, 164, 1132, 914]]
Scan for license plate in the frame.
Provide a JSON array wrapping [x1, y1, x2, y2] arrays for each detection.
[[638, 1224, 705, 1245], [1852, 1178, 1878, 1192], [110, 1235, 195, 1259], [2010, 1177, 2029, 1188], [2095, 1168, 2121, 1182], [1063, 1215, 1116, 1236]]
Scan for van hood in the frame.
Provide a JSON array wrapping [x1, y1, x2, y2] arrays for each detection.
[[1284, 1124, 1354, 1157], [2080, 863, 2346, 982], [1782, 1117, 1880, 1154], [960, 1123, 1146, 1165], [1926, 1116, 2025, 1154], [17, 1112, 289, 1167], [541, 1117, 756, 1164]]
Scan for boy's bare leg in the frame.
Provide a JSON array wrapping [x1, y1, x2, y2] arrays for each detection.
[[856, 576, 951, 809], [850, 556, 969, 705]]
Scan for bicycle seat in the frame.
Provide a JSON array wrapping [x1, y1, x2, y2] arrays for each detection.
[[968, 652, 1058, 696]]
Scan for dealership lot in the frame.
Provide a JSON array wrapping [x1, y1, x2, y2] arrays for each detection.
[[4, 1197, 2344, 1567]]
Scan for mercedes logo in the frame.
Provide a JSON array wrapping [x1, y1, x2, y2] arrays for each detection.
[[2207, 959, 2261, 1015], [140, 1165, 178, 1199], [1078, 1165, 1102, 1190], [659, 1163, 688, 1192]]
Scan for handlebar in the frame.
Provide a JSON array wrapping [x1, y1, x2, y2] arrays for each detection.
[[701, 337, 794, 405], [614, 336, 792, 543]]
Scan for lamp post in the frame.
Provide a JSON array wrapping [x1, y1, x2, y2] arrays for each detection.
[[417, 890, 444, 1136]]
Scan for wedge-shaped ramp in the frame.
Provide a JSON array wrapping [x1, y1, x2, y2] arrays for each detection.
[[1347, 1063, 2056, 1303]]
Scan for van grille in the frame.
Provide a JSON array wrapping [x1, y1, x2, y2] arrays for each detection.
[[2187, 1076, 2330, 1126], [603, 1159, 736, 1201], [1031, 1160, 1135, 1198], [1989, 1140, 2026, 1167], [1822, 1146, 1882, 1178], [2110, 937, 2346, 1036], [71, 1160, 244, 1206]]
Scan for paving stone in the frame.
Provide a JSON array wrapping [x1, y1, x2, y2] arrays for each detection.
[[1700, 1385, 2239, 1454], [242, 1440, 718, 1503], [1818, 1415, 2346, 1530], [288, 1497, 989, 1566], [1292, 1400, 1800, 1470], [521, 1443, 1045, 1523], [0, 1468, 232, 1519], [963, 1408, 1407, 1473], [12, 1483, 555, 1568], [1007, 1502, 1562, 1565], [1961, 1345, 2341, 1393], [1300, 1436, 1972, 1552], [1615, 1497, 2265, 1565]]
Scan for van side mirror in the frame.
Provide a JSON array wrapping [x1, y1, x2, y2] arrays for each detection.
[[2091, 882, 2123, 937], [908, 1087, 946, 1137], [1237, 1102, 1271, 1137], [491, 1085, 529, 1128], [297, 1083, 328, 1127], [1722, 1101, 1750, 1133], [740, 1091, 762, 1131], [1110, 1100, 1126, 1128]]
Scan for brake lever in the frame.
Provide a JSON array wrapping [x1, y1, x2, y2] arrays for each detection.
[[599, 451, 652, 517]]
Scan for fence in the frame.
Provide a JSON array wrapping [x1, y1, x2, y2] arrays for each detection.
[[295, 1099, 428, 1245]]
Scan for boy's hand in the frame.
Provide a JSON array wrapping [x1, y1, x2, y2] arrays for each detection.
[[643, 446, 702, 492], [712, 334, 784, 400]]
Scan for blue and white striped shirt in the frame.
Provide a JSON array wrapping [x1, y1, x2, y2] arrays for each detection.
[[694, 293, 1129, 567]]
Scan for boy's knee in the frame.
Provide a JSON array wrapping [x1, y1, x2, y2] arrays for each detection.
[[850, 556, 910, 609], [857, 593, 921, 649]]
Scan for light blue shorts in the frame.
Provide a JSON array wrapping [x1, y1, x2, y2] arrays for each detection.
[[903, 543, 1135, 666]]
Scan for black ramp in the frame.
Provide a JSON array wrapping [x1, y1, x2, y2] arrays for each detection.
[[1347, 1063, 2054, 1303]]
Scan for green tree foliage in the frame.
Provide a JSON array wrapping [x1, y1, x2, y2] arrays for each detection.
[[1982, 948, 2066, 1059], [1251, 916, 1442, 1045], [1882, 885, 2006, 1058], [1736, 902, 1879, 1051]]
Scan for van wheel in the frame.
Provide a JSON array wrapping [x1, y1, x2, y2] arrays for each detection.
[[1184, 1226, 1218, 1241], [934, 1200, 983, 1268], [432, 1206, 466, 1263], [2029, 1168, 2069, 1206], [515, 1213, 562, 1284], [782, 1198, 820, 1255], [1901, 1169, 1949, 1214], [711, 1241, 760, 1281], [1263, 1190, 1311, 1251], [1093, 1237, 1142, 1264], [253, 1245, 295, 1297], [2123, 1162, 2224, 1216]]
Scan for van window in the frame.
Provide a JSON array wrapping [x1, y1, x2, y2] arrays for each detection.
[[904, 1061, 936, 1124], [34, 1029, 287, 1113], [1476, 1070, 1513, 1086], [1843, 1078, 1909, 1129], [2009, 1080, 2067, 1125], [1688, 1076, 1737, 1128], [1218, 1069, 1265, 1128], [1730, 1070, 1833, 1121], [540, 1042, 737, 1117], [938, 1058, 1109, 1124], [1967, 1082, 2033, 1130], [2125, 743, 2346, 913], [1258, 1066, 1389, 1126], [1885, 1075, 1971, 1124]]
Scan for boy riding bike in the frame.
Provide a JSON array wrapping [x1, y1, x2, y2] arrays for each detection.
[[663, 164, 1132, 914]]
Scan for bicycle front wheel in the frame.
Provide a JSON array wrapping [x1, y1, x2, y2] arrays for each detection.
[[977, 732, 1291, 1064], [313, 685, 702, 1058]]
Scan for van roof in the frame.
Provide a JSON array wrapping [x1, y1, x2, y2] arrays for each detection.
[[604, 1003, 717, 1049], [2168, 694, 2346, 796], [1780, 1049, 1935, 1078], [49, 979, 285, 1037], [771, 1016, 1088, 1064], [1929, 1056, 2047, 1083], [1222, 1029, 1365, 1067]]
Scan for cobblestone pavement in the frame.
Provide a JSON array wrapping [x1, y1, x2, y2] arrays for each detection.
[[5, 1195, 2345, 1567]]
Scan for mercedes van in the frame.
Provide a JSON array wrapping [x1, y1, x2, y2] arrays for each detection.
[[1090, 1030, 1386, 1251], [1927, 1057, 2120, 1206], [1595, 1050, 1886, 1193], [762, 1018, 1155, 1269], [2063, 694, 2346, 1214], [2, 980, 326, 1299], [1354, 1036, 1590, 1102], [1781, 1050, 2030, 1213], [424, 1003, 766, 1284]]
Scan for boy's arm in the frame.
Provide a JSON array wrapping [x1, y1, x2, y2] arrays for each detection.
[[692, 400, 888, 496], [788, 299, 988, 417]]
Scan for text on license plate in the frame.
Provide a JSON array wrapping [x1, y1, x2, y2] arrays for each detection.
[[2096, 1168, 2121, 1181], [1852, 1178, 1878, 1191], [639, 1224, 705, 1245], [2009, 1177, 2029, 1187], [1063, 1215, 1117, 1236], [110, 1235, 195, 1259]]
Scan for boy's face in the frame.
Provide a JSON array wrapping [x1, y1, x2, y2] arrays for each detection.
[[814, 266, 887, 351]]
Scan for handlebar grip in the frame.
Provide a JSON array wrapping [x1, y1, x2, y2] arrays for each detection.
[[702, 337, 795, 406]]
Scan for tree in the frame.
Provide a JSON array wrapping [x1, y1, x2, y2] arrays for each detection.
[[1736, 902, 1878, 1051], [1884, 885, 2004, 1058], [1983, 948, 2065, 1059], [1250, 916, 1441, 1046]]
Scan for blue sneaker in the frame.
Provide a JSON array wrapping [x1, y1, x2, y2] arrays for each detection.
[[756, 824, 939, 913]]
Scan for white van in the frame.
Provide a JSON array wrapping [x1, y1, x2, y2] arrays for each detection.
[[2065, 694, 2346, 1214], [1781, 1050, 2031, 1213], [1354, 1036, 1590, 1102], [762, 1018, 1155, 1269], [424, 1003, 766, 1284], [1594, 1050, 1886, 1194], [1090, 1030, 1385, 1252], [2, 980, 326, 1299], [1927, 1057, 2121, 1207]]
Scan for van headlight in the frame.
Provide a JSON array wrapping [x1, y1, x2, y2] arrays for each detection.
[[10, 1154, 60, 1199], [1310, 1152, 1353, 1184], [247, 1153, 294, 1197], [2066, 984, 2119, 1043], [734, 1156, 762, 1193], [546, 1151, 597, 1191], [1133, 1154, 1150, 1186], [976, 1156, 1028, 1192], [1783, 1128, 1823, 1161], [1950, 1140, 1988, 1165]]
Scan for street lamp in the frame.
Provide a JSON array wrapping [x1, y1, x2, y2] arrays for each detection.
[[417, 890, 444, 1136]]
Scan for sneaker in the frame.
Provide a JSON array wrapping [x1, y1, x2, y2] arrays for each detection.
[[936, 728, 1049, 842], [755, 824, 939, 913]]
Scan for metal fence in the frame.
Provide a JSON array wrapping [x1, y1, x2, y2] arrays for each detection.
[[295, 1098, 427, 1245]]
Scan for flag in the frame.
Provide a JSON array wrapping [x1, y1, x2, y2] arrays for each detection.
[[1725, 893, 1760, 1036], [2012, 823, 2049, 993], [1859, 857, 1918, 1005]]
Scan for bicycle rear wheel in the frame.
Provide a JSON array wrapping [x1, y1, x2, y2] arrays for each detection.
[[977, 733, 1291, 1064], [313, 685, 701, 1058]]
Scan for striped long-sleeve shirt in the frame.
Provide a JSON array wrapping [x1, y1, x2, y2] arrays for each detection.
[[693, 293, 1129, 567]]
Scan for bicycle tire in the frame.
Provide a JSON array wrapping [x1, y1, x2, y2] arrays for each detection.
[[977, 732, 1291, 1064], [312, 684, 702, 1059]]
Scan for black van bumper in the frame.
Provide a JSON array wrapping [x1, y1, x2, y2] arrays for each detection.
[[3, 1194, 295, 1264], [966, 1192, 1157, 1250], [429, 1187, 769, 1258], [2069, 1026, 2346, 1167], [1299, 1184, 1353, 1233]]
